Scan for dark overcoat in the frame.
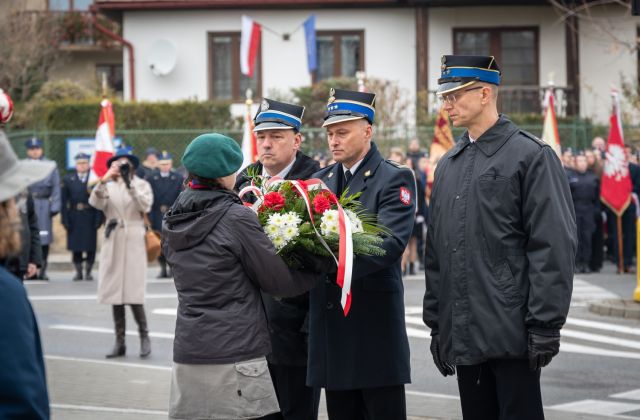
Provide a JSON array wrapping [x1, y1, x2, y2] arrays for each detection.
[[148, 170, 183, 232], [235, 151, 320, 366], [27, 159, 61, 246], [307, 142, 416, 390], [423, 116, 577, 366], [61, 172, 103, 252]]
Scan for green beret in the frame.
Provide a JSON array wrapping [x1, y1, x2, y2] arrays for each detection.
[[182, 133, 243, 179]]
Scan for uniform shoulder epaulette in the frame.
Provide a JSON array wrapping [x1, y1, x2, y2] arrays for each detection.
[[385, 159, 410, 169], [519, 130, 546, 147]]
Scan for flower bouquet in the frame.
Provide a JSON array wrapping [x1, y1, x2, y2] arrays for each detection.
[[239, 169, 388, 315]]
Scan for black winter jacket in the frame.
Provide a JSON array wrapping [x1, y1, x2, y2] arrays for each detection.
[[162, 188, 320, 364], [423, 116, 577, 366]]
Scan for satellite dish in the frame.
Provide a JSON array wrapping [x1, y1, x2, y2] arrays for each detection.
[[147, 39, 177, 77]]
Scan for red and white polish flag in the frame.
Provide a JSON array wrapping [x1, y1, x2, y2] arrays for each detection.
[[240, 15, 261, 77], [542, 89, 561, 158], [89, 99, 115, 183]]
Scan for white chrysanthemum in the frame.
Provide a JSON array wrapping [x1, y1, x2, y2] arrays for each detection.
[[272, 235, 287, 250], [322, 210, 338, 223], [282, 225, 299, 241], [268, 213, 286, 228], [345, 210, 364, 233], [265, 224, 279, 237], [283, 212, 302, 227]]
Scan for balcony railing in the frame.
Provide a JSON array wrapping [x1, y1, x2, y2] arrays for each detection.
[[21, 10, 121, 49], [428, 85, 578, 117]]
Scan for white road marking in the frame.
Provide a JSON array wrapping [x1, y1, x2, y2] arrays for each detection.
[[45, 355, 171, 371], [561, 329, 640, 350], [612, 389, 640, 400], [51, 403, 167, 416], [153, 308, 177, 316], [49, 325, 175, 339], [405, 390, 459, 400], [549, 399, 640, 418], [30, 293, 177, 301], [566, 318, 640, 337], [560, 343, 640, 360], [406, 326, 430, 340]]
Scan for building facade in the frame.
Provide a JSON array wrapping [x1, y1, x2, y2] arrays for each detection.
[[95, 0, 639, 124]]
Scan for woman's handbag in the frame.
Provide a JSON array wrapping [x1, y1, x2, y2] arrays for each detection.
[[143, 213, 162, 262]]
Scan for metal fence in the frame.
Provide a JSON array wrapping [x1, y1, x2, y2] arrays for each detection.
[[5, 121, 611, 174]]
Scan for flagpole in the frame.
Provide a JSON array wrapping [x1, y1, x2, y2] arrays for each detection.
[[617, 215, 624, 274]]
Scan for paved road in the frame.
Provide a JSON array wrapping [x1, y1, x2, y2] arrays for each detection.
[[25, 261, 640, 419]]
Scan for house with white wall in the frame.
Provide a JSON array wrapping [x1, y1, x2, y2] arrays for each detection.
[[95, 0, 640, 125]]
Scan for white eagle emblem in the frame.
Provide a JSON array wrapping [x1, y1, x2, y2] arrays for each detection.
[[261, 100, 269, 111], [604, 144, 629, 181]]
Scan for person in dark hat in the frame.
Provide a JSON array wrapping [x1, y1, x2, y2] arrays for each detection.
[[25, 137, 61, 281], [61, 153, 104, 281], [89, 148, 154, 359], [307, 89, 416, 420], [423, 55, 577, 419], [148, 151, 183, 278], [163, 133, 324, 420], [137, 147, 159, 180], [235, 98, 321, 420]]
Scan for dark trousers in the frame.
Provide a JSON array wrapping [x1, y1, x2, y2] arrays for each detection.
[[325, 384, 406, 420], [41, 245, 49, 266], [575, 213, 594, 264], [457, 359, 543, 420], [260, 364, 320, 420], [72, 251, 96, 264], [590, 210, 604, 271]]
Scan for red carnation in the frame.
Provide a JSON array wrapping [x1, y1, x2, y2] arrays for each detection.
[[312, 194, 332, 214], [263, 191, 285, 211], [326, 191, 338, 204]]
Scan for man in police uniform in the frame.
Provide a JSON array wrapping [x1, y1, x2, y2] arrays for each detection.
[[423, 55, 577, 419], [61, 153, 103, 281], [148, 151, 183, 278], [26, 137, 61, 281], [234, 98, 321, 420], [308, 89, 416, 419], [137, 147, 159, 180]]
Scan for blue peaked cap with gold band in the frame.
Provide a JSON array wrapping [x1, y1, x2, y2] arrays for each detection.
[[323, 88, 376, 127], [253, 98, 304, 132], [437, 55, 501, 95]]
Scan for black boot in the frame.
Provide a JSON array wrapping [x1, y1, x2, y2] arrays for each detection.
[[157, 256, 168, 279], [409, 262, 416, 275], [85, 262, 94, 281], [73, 263, 83, 281], [39, 261, 49, 281], [106, 305, 126, 358], [131, 304, 151, 358]]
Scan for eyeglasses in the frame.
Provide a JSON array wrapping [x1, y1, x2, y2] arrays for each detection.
[[438, 86, 484, 105]]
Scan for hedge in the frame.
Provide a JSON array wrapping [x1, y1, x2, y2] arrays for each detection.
[[30, 99, 235, 131]]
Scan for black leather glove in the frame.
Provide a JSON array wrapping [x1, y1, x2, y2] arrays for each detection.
[[291, 249, 336, 274], [430, 334, 455, 377], [528, 330, 560, 371]]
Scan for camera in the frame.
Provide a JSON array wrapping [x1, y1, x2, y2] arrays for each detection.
[[119, 161, 131, 188]]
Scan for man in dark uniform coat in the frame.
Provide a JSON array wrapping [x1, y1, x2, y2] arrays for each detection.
[[148, 151, 183, 278], [568, 154, 600, 273], [25, 137, 61, 281], [136, 147, 159, 180], [234, 98, 321, 420], [61, 153, 103, 281], [309, 89, 416, 420], [423, 55, 577, 420]]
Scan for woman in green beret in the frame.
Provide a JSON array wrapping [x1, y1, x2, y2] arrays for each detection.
[[163, 133, 323, 420]]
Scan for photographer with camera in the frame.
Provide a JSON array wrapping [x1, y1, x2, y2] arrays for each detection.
[[89, 148, 154, 359]]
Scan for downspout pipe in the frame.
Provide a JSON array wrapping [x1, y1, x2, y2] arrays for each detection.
[[90, 9, 136, 101]]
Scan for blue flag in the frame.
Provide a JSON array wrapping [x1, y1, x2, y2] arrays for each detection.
[[303, 15, 317, 73]]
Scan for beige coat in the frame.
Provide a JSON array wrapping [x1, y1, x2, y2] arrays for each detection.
[[89, 176, 153, 305]]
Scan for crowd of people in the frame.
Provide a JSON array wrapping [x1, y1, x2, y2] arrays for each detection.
[[561, 138, 640, 274]]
